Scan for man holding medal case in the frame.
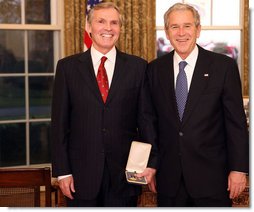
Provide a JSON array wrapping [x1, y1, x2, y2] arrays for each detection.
[[51, 2, 158, 207]]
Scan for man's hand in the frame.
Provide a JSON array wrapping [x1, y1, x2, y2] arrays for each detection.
[[228, 171, 247, 199], [58, 176, 75, 199], [136, 168, 157, 193]]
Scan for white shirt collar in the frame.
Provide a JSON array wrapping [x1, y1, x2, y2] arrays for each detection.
[[90, 45, 117, 66], [174, 45, 199, 68], [90, 45, 116, 86]]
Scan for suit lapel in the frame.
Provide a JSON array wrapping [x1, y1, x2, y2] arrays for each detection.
[[181, 47, 212, 126], [158, 53, 181, 126], [77, 49, 103, 103], [105, 50, 127, 104]]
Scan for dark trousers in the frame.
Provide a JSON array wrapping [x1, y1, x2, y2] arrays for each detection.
[[66, 163, 138, 207], [157, 177, 232, 207]]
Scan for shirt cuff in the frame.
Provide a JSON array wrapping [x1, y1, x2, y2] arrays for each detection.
[[231, 171, 247, 175], [58, 174, 72, 181]]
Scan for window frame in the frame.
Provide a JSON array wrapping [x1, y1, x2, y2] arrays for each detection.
[[0, 0, 64, 167]]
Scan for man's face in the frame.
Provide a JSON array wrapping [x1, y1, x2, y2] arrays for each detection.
[[165, 10, 201, 59], [88, 8, 121, 54]]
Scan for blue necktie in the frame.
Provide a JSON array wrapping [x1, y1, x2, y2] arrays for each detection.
[[176, 61, 188, 121]]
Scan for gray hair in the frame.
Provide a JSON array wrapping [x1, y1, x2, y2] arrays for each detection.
[[87, 2, 123, 26], [164, 3, 200, 30]]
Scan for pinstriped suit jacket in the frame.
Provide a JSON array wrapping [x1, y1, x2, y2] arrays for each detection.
[[51, 48, 158, 200]]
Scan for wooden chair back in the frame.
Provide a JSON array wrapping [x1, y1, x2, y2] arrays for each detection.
[[0, 167, 52, 207]]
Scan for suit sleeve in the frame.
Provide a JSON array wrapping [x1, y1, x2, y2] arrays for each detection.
[[137, 62, 159, 169], [51, 59, 72, 177], [222, 58, 249, 173]]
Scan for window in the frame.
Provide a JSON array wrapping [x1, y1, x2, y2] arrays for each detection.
[[0, 0, 63, 167], [156, 0, 245, 78]]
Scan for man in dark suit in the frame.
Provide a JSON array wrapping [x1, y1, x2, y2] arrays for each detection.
[[147, 3, 249, 207], [51, 2, 157, 207]]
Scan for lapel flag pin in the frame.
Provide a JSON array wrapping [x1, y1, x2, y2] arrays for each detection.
[[204, 74, 209, 77]]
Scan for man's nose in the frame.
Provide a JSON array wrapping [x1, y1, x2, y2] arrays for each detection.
[[178, 27, 185, 35], [104, 22, 111, 30]]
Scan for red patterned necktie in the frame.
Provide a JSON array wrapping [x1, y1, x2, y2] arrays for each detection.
[[97, 56, 109, 103]]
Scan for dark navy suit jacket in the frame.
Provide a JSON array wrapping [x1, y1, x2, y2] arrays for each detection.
[[147, 45, 249, 198]]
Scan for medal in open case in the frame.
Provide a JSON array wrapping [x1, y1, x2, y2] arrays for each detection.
[[125, 141, 152, 185]]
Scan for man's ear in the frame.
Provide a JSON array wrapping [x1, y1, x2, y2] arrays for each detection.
[[87, 23, 92, 36], [196, 25, 201, 38], [165, 29, 170, 41]]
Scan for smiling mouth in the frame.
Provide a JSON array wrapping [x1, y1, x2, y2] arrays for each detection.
[[102, 34, 113, 38], [177, 38, 188, 42]]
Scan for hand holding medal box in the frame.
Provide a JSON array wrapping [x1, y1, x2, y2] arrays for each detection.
[[125, 141, 152, 185]]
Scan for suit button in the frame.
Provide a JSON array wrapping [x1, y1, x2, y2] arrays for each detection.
[[102, 128, 107, 133], [179, 132, 183, 136]]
